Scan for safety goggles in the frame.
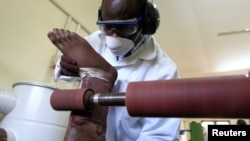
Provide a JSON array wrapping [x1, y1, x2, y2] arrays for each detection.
[[96, 16, 142, 36]]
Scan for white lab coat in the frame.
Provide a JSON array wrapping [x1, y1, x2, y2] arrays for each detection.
[[55, 30, 181, 141]]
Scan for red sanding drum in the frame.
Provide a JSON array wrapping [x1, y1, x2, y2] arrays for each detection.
[[50, 88, 94, 111], [125, 75, 250, 118]]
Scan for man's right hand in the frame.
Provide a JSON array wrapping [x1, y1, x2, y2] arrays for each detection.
[[60, 55, 79, 77]]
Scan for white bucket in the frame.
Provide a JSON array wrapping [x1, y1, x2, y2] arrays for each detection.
[[0, 81, 70, 141]]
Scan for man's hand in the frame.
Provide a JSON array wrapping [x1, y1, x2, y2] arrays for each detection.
[[60, 55, 79, 77]]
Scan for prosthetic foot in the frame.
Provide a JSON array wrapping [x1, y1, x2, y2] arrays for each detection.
[[48, 29, 117, 141]]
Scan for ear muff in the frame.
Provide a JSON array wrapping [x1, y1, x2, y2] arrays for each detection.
[[98, 7, 101, 18], [141, 2, 160, 35]]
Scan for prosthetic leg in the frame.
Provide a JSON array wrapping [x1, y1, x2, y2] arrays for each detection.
[[48, 29, 117, 141], [52, 62, 117, 141], [63, 71, 116, 141]]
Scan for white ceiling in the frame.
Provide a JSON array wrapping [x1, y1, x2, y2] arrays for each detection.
[[55, 0, 250, 77]]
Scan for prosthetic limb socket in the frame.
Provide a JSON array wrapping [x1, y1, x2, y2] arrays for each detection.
[[51, 74, 250, 118]]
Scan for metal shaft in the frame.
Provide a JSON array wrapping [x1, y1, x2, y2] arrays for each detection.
[[93, 93, 125, 106]]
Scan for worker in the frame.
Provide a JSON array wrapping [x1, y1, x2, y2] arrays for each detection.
[[48, 0, 181, 140]]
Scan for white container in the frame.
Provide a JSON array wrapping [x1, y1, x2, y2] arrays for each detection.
[[0, 81, 70, 141]]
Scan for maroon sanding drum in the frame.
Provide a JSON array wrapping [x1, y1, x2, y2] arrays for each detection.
[[126, 75, 250, 118], [50, 88, 94, 111]]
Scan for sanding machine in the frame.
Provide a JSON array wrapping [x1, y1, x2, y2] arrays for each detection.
[[51, 74, 250, 118]]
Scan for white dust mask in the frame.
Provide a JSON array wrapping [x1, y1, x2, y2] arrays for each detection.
[[105, 35, 134, 56]]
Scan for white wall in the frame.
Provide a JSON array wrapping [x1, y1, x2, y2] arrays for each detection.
[[0, 0, 100, 91], [0, 0, 63, 91], [154, 0, 250, 77], [0, 1, 249, 140]]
